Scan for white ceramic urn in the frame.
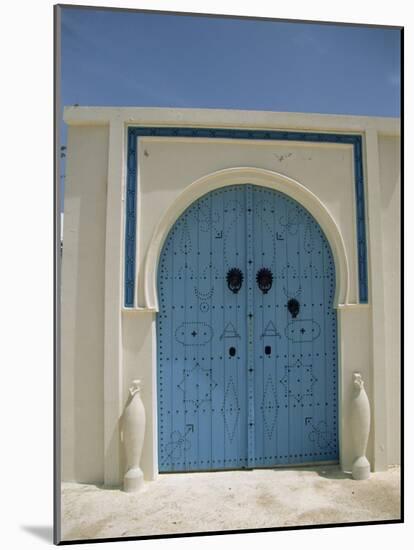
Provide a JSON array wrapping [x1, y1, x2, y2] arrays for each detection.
[[123, 379, 146, 492], [350, 372, 371, 480]]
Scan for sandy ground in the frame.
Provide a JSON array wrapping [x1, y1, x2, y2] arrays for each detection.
[[61, 465, 400, 542]]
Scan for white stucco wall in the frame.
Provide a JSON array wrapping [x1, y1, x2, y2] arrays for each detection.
[[378, 135, 401, 466], [136, 139, 358, 306], [61, 108, 400, 485], [61, 125, 109, 483]]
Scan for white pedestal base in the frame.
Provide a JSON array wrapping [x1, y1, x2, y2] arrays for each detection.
[[123, 467, 144, 492], [352, 456, 371, 480]]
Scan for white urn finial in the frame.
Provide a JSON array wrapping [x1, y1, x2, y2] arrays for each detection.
[[350, 372, 371, 480], [123, 379, 146, 492], [129, 379, 141, 397]]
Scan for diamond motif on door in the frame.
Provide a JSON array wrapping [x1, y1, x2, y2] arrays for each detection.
[[261, 375, 278, 439], [221, 378, 240, 442]]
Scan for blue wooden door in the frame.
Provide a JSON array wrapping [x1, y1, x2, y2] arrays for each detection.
[[157, 185, 338, 472]]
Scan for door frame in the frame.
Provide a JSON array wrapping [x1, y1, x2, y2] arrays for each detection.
[[147, 167, 351, 475]]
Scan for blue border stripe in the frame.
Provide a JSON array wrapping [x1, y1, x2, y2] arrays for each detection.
[[124, 126, 368, 307], [353, 137, 368, 303], [124, 128, 137, 307]]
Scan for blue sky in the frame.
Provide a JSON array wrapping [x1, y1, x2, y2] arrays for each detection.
[[61, 7, 400, 115], [60, 7, 401, 205]]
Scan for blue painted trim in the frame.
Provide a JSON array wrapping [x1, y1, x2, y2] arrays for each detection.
[[125, 126, 368, 307], [353, 136, 368, 303], [124, 127, 138, 307]]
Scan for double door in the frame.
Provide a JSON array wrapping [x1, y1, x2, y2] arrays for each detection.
[[157, 184, 338, 472]]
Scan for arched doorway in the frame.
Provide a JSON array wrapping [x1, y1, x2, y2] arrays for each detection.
[[157, 184, 338, 472]]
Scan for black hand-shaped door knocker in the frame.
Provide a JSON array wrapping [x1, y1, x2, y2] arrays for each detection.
[[226, 268, 243, 294], [256, 268, 273, 294], [287, 298, 300, 318]]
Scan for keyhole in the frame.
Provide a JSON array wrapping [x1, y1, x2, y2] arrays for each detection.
[[265, 345, 271, 356], [287, 298, 300, 318], [229, 346, 236, 357]]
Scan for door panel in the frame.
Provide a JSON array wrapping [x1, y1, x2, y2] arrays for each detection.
[[158, 186, 249, 472], [157, 184, 338, 472], [250, 187, 338, 467]]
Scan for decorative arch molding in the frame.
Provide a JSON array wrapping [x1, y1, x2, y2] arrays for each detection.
[[144, 167, 350, 310]]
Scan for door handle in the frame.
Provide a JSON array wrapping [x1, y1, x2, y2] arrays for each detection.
[[256, 267, 273, 294], [226, 268, 243, 294]]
